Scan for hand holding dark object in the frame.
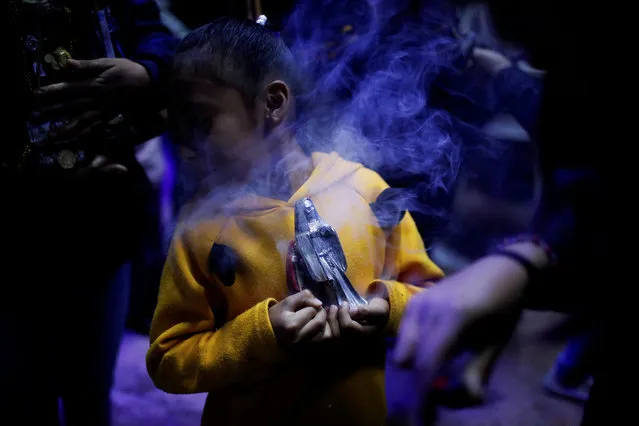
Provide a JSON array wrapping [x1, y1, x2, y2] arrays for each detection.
[[34, 58, 151, 141], [269, 290, 327, 347], [387, 244, 548, 424]]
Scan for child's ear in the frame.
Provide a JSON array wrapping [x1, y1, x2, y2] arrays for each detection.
[[264, 80, 291, 126]]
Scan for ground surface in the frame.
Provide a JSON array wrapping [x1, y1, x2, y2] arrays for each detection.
[[112, 311, 584, 426]]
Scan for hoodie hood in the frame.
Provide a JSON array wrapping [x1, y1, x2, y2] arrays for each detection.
[[210, 152, 364, 217]]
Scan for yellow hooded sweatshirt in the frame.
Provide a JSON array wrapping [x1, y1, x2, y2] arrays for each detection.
[[147, 152, 443, 426]]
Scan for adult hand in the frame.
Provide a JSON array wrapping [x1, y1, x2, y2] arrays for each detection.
[[387, 246, 547, 424], [34, 58, 151, 140]]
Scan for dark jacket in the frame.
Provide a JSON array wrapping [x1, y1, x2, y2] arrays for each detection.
[[527, 64, 606, 312], [109, 0, 178, 99], [493, 66, 544, 138], [491, 64, 606, 315], [3, 0, 177, 285], [4, 0, 177, 167]]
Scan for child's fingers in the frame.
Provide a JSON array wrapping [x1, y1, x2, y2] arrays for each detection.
[[293, 306, 320, 328], [337, 302, 352, 326], [296, 308, 327, 343], [328, 305, 340, 338], [350, 305, 366, 320], [351, 298, 389, 325], [338, 302, 364, 333], [285, 290, 323, 311], [311, 321, 332, 342], [340, 302, 383, 335], [310, 307, 339, 342]]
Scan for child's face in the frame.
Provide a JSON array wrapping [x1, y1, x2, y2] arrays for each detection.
[[174, 78, 266, 180]]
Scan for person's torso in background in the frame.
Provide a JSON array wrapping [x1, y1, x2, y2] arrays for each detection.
[[5, 0, 133, 172], [429, 5, 544, 267], [3, 0, 150, 282]]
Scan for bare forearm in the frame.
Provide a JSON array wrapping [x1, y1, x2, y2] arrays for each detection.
[[449, 242, 550, 318], [502, 241, 551, 269]]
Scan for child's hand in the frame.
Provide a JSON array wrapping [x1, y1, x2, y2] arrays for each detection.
[[308, 305, 341, 341], [269, 290, 326, 347], [338, 297, 390, 336]]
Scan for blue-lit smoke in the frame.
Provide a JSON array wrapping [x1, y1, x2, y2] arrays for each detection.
[[284, 0, 466, 214]]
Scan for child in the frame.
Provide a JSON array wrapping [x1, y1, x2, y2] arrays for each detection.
[[147, 17, 443, 426]]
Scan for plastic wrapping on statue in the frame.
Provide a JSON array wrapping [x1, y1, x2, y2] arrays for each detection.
[[286, 198, 367, 307]]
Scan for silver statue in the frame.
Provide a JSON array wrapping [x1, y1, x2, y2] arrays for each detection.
[[286, 198, 367, 307]]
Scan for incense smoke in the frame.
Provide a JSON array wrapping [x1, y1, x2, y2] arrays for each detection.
[[176, 0, 481, 241], [285, 0, 465, 219]]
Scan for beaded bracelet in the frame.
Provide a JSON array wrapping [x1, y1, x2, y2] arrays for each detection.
[[497, 234, 558, 266], [491, 248, 540, 281]]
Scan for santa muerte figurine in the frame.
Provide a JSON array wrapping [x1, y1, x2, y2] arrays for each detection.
[[287, 197, 368, 307]]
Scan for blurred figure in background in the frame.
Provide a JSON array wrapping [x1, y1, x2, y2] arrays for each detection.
[[428, 1, 544, 273], [127, 134, 178, 334], [387, 1, 610, 425], [463, 11, 599, 409], [1, 0, 176, 424], [404, 2, 546, 405]]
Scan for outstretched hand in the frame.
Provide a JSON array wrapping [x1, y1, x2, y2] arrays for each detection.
[[34, 58, 151, 141], [386, 252, 540, 425]]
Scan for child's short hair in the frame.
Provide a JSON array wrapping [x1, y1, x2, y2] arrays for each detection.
[[173, 17, 304, 105]]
